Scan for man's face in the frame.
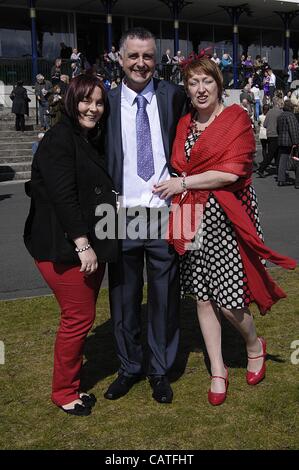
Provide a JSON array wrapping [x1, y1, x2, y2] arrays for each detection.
[[119, 37, 156, 92]]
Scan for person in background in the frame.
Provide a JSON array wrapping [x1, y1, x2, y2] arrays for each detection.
[[71, 61, 81, 78], [71, 48, 81, 63], [60, 42, 72, 59], [58, 74, 69, 96], [277, 100, 299, 186], [24, 74, 117, 416], [32, 132, 45, 156], [258, 104, 269, 173], [257, 96, 283, 177], [48, 84, 63, 127], [290, 84, 299, 124], [251, 82, 262, 121], [267, 68, 276, 101], [220, 53, 232, 88], [10, 80, 30, 132], [51, 58, 62, 85], [34, 74, 52, 131], [152, 55, 296, 406], [161, 48, 172, 81], [211, 52, 220, 66], [263, 69, 270, 103]]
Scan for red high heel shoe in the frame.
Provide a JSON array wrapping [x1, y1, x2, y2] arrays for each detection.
[[246, 337, 267, 385], [208, 366, 229, 406]]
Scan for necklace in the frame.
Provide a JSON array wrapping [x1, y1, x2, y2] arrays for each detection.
[[193, 105, 224, 135]]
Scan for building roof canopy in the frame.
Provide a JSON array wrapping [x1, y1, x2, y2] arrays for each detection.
[[2, 0, 299, 29]]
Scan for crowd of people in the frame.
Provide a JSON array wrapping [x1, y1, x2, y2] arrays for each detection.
[[10, 41, 299, 188], [21, 28, 297, 418]]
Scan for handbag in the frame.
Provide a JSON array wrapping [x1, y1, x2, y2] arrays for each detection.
[[287, 145, 299, 171]]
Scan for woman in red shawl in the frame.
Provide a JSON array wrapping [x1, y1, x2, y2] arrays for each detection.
[[152, 56, 296, 406]]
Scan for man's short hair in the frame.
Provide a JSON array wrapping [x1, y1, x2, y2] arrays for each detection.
[[119, 27, 156, 56]]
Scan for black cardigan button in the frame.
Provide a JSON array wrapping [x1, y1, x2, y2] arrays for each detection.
[[95, 186, 102, 195]]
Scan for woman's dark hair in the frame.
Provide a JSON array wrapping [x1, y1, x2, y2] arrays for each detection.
[[262, 104, 270, 114], [64, 74, 107, 132], [17, 80, 24, 87]]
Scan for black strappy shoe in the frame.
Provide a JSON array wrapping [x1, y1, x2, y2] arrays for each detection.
[[60, 403, 91, 416], [79, 393, 97, 408]]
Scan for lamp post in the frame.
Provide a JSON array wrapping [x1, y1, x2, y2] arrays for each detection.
[[159, 1, 192, 55], [274, 10, 299, 70], [220, 3, 250, 88], [29, 0, 38, 84], [101, 0, 118, 53]]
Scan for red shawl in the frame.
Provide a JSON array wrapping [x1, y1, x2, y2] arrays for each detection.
[[168, 104, 296, 314]]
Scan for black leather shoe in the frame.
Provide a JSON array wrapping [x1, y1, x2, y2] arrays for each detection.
[[60, 403, 91, 416], [149, 376, 173, 404], [104, 374, 141, 400], [256, 170, 265, 178]]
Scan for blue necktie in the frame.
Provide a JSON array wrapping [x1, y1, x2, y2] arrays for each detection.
[[136, 94, 155, 181]]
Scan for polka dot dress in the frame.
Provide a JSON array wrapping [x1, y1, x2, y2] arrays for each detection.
[[180, 122, 264, 309]]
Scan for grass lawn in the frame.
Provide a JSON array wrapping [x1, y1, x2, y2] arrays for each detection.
[[0, 268, 298, 450]]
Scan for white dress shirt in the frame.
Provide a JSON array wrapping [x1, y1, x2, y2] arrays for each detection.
[[121, 79, 170, 208]]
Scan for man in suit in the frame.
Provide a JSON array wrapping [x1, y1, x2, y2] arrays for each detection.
[[105, 28, 186, 404]]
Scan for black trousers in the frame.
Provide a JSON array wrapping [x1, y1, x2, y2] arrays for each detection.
[[260, 139, 268, 162], [15, 114, 25, 131], [108, 207, 180, 377], [259, 137, 278, 172]]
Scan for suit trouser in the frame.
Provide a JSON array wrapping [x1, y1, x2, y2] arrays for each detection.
[[36, 261, 105, 406], [259, 137, 279, 172], [108, 209, 180, 377], [278, 146, 292, 183]]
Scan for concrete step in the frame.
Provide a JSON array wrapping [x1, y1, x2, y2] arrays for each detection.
[[0, 131, 38, 137], [0, 149, 33, 158], [0, 170, 31, 182], [0, 155, 32, 163], [0, 142, 33, 150], [0, 162, 32, 173], [0, 124, 36, 131]]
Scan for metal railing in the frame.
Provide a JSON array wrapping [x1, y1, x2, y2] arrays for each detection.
[[0, 58, 73, 85], [0, 57, 288, 91]]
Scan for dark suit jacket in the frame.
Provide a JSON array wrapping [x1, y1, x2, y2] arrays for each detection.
[[106, 78, 187, 193], [277, 111, 299, 147], [24, 113, 118, 265]]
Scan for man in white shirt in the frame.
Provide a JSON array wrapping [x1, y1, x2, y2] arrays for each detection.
[[105, 28, 186, 404], [268, 68, 276, 100]]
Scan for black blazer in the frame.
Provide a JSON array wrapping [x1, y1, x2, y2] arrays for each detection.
[[24, 114, 118, 265], [105, 78, 187, 193]]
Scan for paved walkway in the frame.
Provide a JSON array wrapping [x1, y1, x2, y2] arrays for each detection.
[[0, 146, 298, 300]]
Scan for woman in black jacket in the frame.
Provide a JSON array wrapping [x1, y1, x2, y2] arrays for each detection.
[[24, 75, 117, 416], [10, 80, 30, 132]]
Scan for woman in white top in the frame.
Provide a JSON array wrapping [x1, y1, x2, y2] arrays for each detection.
[[257, 104, 270, 175]]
